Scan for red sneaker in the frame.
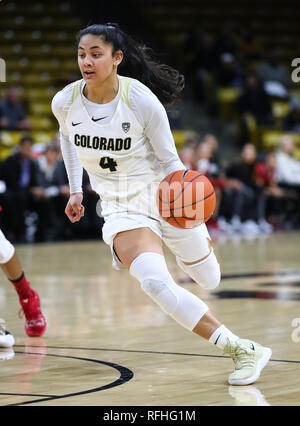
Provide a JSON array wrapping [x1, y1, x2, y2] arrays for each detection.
[[19, 290, 47, 337]]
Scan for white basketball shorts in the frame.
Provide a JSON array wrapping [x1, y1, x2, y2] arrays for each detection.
[[102, 213, 211, 270]]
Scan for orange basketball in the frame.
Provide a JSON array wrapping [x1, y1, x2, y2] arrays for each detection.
[[156, 169, 216, 229]]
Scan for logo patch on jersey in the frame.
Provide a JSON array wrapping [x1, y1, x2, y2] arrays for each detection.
[[122, 122, 130, 133]]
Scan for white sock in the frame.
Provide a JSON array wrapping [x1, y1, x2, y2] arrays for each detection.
[[208, 324, 239, 350]]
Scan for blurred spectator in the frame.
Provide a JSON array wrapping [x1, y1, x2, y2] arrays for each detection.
[[202, 134, 221, 175], [236, 27, 264, 62], [255, 151, 298, 228], [215, 24, 238, 56], [283, 101, 300, 132], [35, 143, 70, 241], [194, 31, 219, 73], [0, 87, 32, 131], [179, 145, 197, 170], [273, 135, 300, 227], [0, 135, 41, 242], [218, 144, 273, 234], [167, 105, 183, 130], [195, 141, 227, 227], [214, 53, 243, 88], [193, 31, 220, 101], [184, 24, 206, 78], [236, 73, 274, 143], [196, 142, 213, 175], [36, 143, 102, 241], [275, 135, 300, 185], [256, 50, 291, 88], [237, 73, 274, 124]]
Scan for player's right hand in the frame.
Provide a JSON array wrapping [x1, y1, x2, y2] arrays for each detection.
[[65, 192, 85, 223]]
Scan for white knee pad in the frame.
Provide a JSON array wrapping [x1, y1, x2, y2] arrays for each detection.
[[176, 250, 221, 290], [141, 278, 177, 315], [0, 229, 15, 264], [130, 252, 209, 331]]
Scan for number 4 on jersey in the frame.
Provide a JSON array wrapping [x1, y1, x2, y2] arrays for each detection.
[[99, 157, 118, 172]]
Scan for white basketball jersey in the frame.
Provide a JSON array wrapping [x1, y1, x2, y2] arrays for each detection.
[[65, 76, 164, 217]]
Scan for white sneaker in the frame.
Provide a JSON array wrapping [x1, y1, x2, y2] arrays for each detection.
[[0, 319, 15, 348], [230, 215, 243, 233], [217, 217, 234, 234], [224, 338, 272, 385], [258, 219, 273, 234], [242, 220, 260, 235]]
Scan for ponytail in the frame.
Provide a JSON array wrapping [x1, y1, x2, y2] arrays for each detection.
[[76, 23, 184, 107]]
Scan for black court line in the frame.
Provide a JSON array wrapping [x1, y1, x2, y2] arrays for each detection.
[[179, 270, 300, 284], [1, 351, 134, 406], [222, 271, 300, 280], [2, 346, 298, 406], [14, 344, 300, 365], [0, 392, 56, 397]]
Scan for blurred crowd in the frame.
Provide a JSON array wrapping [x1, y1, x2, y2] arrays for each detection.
[[0, 86, 32, 132], [0, 134, 103, 244], [183, 24, 299, 145], [179, 133, 300, 235], [1, 21, 300, 243]]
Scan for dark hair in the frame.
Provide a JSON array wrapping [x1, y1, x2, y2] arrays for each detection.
[[20, 135, 33, 145], [76, 23, 185, 107]]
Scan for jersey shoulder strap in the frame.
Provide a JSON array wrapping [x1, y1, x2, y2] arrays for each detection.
[[71, 79, 84, 104], [119, 75, 135, 110]]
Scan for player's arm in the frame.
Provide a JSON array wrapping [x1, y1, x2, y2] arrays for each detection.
[[51, 91, 85, 223], [130, 82, 186, 176]]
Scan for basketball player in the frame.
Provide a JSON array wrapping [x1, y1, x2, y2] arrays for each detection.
[[0, 228, 47, 341], [51, 23, 272, 386]]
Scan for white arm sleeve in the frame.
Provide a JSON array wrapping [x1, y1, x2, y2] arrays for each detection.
[[51, 90, 83, 194], [130, 81, 186, 176]]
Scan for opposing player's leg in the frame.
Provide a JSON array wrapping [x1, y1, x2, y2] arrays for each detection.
[[113, 226, 271, 385], [0, 229, 46, 337]]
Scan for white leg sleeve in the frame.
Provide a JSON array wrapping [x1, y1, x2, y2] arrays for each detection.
[[0, 229, 15, 264], [176, 250, 221, 290], [129, 252, 209, 331]]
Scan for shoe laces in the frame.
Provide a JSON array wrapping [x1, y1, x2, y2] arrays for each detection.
[[224, 339, 256, 370]]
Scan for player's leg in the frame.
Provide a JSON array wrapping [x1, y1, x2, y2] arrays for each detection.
[[114, 227, 213, 331], [0, 229, 46, 337], [162, 222, 271, 384], [163, 222, 221, 290], [114, 227, 271, 385]]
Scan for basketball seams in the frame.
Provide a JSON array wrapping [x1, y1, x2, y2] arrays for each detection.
[[180, 169, 190, 184], [169, 202, 185, 228], [159, 190, 215, 212], [168, 171, 204, 205], [159, 170, 204, 206], [157, 170, 216, 228], [159, 171, 178, 204]]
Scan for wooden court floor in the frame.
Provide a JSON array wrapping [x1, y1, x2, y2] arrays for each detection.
[[1, 231, 300, 406]]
